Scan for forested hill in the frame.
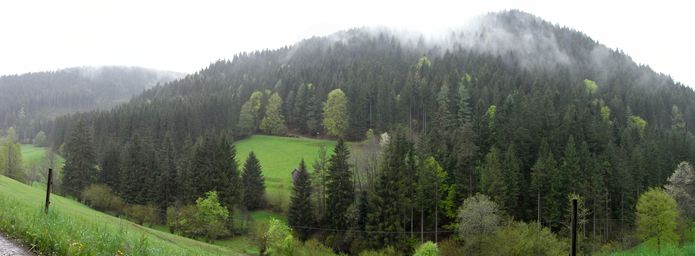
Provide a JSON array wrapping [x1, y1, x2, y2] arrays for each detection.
[[51, 10, 695, 233], [0, 66, 182, 142]]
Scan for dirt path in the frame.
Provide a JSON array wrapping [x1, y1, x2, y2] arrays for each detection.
[[0, 234, 31, 256]]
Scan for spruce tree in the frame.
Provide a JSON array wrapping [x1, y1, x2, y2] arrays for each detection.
[[287, 159, 314, 241], [366, 132, 410, 250], [325, 139, 354, 231], [157, 133, 179, 212], [62, 119, 98, 198], [242, 151, 266, 210]]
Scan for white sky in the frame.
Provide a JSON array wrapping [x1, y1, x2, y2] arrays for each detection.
[[1, 0, 693, 87]]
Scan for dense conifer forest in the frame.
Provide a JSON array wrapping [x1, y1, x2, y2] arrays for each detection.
[[8, 10, 695, 254], [0, 66, 182, 142]]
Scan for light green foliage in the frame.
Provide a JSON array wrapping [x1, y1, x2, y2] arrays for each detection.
[[486, 105, 496, 128], [196, 191, 230, 241], [672, 105, 686, 131], [583, 79, 598, 94], [488, 221, 566, 255], [413, 241, 439, 256], [264, 218, 296, 256], [33, 131, 48, 147], [565, 193, 590, 235], [636, 188, 679, 253], [0, 175, 242, 255], [261, 92, 288, 135], [458, 193, 501, 239], [81, 184, 125, 213], [0, 127, 26, 181], [238, 91, 264, 135], [358, 246, 399, 256], [600, 105, 611, 122], [322, 89, 349, 137], [125, 204, 158, 226], [629, 115, 647, 137], [1, 127, 23, 181]]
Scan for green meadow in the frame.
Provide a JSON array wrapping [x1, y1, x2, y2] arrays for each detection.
[[235, 135, 336, 207]]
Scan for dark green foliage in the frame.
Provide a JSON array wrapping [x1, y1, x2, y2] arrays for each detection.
[[190, 135, 241, 209], [39, 10, 695, 253], [156, 134, 179, 212], [0, 67, 181, 141], [62, 119, 98, 198], [288, 160, 314, 241], [325, 139, 354, 245], [366, 132, 411, 250], [242, 151, 266, 210]]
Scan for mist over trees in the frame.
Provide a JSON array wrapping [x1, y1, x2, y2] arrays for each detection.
[[25, 9, 695, 255], [0, 66, 182, 143]]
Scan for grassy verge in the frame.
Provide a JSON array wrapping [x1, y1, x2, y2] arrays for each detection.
[[0, 175, 244, 255]]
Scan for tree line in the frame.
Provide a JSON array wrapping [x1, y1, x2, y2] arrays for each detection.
[[36, 10, 695, 255]]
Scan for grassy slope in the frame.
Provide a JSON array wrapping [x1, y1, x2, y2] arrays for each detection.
[[9, 137, 332, 255], [0, 175, 244, 255], [234, 135, 336, 204]]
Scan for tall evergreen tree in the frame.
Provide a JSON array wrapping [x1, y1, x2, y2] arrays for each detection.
[[242, 151, 266, 210], [531, 140, 562, 228], [191, 136, 241, 209], [62, 119, 98, 198], [287, 159, 314, 241], [480, 147, 507, 208], [157, 133, 178, 212], [325, 139, 354, 231], [98, 144, 120, 189], [366, 132, 411, 250]]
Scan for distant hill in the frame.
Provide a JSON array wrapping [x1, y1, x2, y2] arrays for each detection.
[[0, 66, 183, 141], [50, 10, 695, 239]]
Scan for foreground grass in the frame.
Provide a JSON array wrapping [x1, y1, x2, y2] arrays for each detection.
[[0, 175, 244, 255], [608, 244, 695, 256], [235, 135, 336, 204]]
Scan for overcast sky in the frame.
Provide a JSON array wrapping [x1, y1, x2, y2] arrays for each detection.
[[1, 0, 693, 86]]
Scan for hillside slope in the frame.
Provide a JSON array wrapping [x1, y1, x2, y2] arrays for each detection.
[[0, 175, 244, 255], [46, 10, 695, 251]]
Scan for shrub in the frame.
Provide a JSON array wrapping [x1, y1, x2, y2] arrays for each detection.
[[413, 242, 438, 256], [357, 246, 399, 256], [125, 204, 158, 226], [264, 218, 297, 256], [82, 184, 124, 213]]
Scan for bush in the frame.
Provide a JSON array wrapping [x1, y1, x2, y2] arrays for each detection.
[[357, 246, 399, 256], [486, 221, 566, 256], [33, 131, 48, 147], [171, 205, 202, 237], [413, 242, 438, 256], [263, 218, 297, 256], [81, 184, 125, 213], [125, 204, 158, 226], [195, 191, 230, 241], [438, 239, 465, 256]]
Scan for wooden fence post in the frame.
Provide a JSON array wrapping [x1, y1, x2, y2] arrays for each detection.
[[44, 168, 53, 214]]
